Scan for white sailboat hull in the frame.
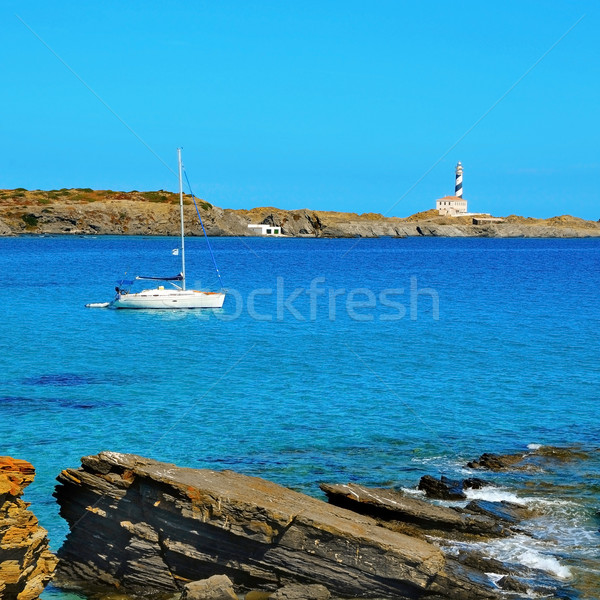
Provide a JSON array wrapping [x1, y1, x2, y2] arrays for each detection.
[[112, 288, 225, 309]]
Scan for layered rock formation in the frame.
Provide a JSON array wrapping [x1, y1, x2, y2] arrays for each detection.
[[0, 457, 57, 600], [319, 482, 508, 538], [54, 452, 500, 599], [0, 188, 599, 238]]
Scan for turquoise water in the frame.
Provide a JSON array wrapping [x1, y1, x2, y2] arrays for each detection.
[[1, 236, 599, 597]]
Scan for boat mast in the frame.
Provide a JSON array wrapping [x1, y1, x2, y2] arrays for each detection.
[[178, 148, 186, 291]]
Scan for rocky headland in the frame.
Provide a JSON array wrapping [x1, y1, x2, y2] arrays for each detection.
[[0, 188, 599, 238], [0, 457, 57, 600]]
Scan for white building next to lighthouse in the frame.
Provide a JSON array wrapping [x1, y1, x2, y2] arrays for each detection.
[[436, 161, 468, 216], [437, 195, 467, 216]]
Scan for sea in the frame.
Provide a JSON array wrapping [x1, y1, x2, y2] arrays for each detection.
[[0, 235, 598, 599]]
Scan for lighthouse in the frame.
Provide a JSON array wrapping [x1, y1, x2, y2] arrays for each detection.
[[435, 161, 468, 215], [455, 161, 463, 197]]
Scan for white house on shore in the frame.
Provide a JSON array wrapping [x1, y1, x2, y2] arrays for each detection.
[[436, 196, 468, 216], [247, 224, 284, 236]]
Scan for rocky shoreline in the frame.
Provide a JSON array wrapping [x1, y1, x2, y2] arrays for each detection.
[[1, 447, 592, 600], [0, 458, 57, 600], [0, 188, 599, 238]]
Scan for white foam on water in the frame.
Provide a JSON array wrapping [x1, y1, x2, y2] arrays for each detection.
[[464, 486, 525, 504], [485, 572, 504, 585], [527, 443, 543, 450], [407, 451, 597, 582], [522, 498, 599, 559], [465, 487, 576, 512], [466, 535, 573, 580], [400, 487, 426, 498], [529, 497, 573, 508], [516, 550, 572, 579]]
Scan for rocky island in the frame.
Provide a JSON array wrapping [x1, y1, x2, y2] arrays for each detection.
[[0, 188, 598, 238]]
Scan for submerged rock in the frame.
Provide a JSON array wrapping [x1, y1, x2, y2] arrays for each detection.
[[268, 583, 330, 600], [466, 446, 593, 472], [54, 452, 500, 599], [496, 575, 529, 593], [466, 452, 527, 471], [0, 457, 57, 600], [526, 445, 594, 469]]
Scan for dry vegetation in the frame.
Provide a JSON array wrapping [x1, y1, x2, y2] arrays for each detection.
[[504, 214, 599, 229], [0, 188, 212, 210]]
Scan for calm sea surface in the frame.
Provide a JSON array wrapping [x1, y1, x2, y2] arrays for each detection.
[[1, 236, 599, 598]]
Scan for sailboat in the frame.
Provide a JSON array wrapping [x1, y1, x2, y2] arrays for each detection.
[[92, 149, 226, 310]]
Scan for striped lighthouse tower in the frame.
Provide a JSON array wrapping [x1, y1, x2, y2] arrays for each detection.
[[455, 161, 463, 198]]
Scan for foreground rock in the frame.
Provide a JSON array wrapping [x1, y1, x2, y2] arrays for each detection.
[[54, 452, 499, 599], [0, 457, 57, 600], [181, 574, 237, 600]]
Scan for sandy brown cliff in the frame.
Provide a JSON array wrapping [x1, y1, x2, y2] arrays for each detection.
[[0, 457, 57, 600], [0, 188, 599, 238]]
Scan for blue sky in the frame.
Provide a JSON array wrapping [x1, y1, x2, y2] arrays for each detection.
[[2, 1, 598, 218]]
